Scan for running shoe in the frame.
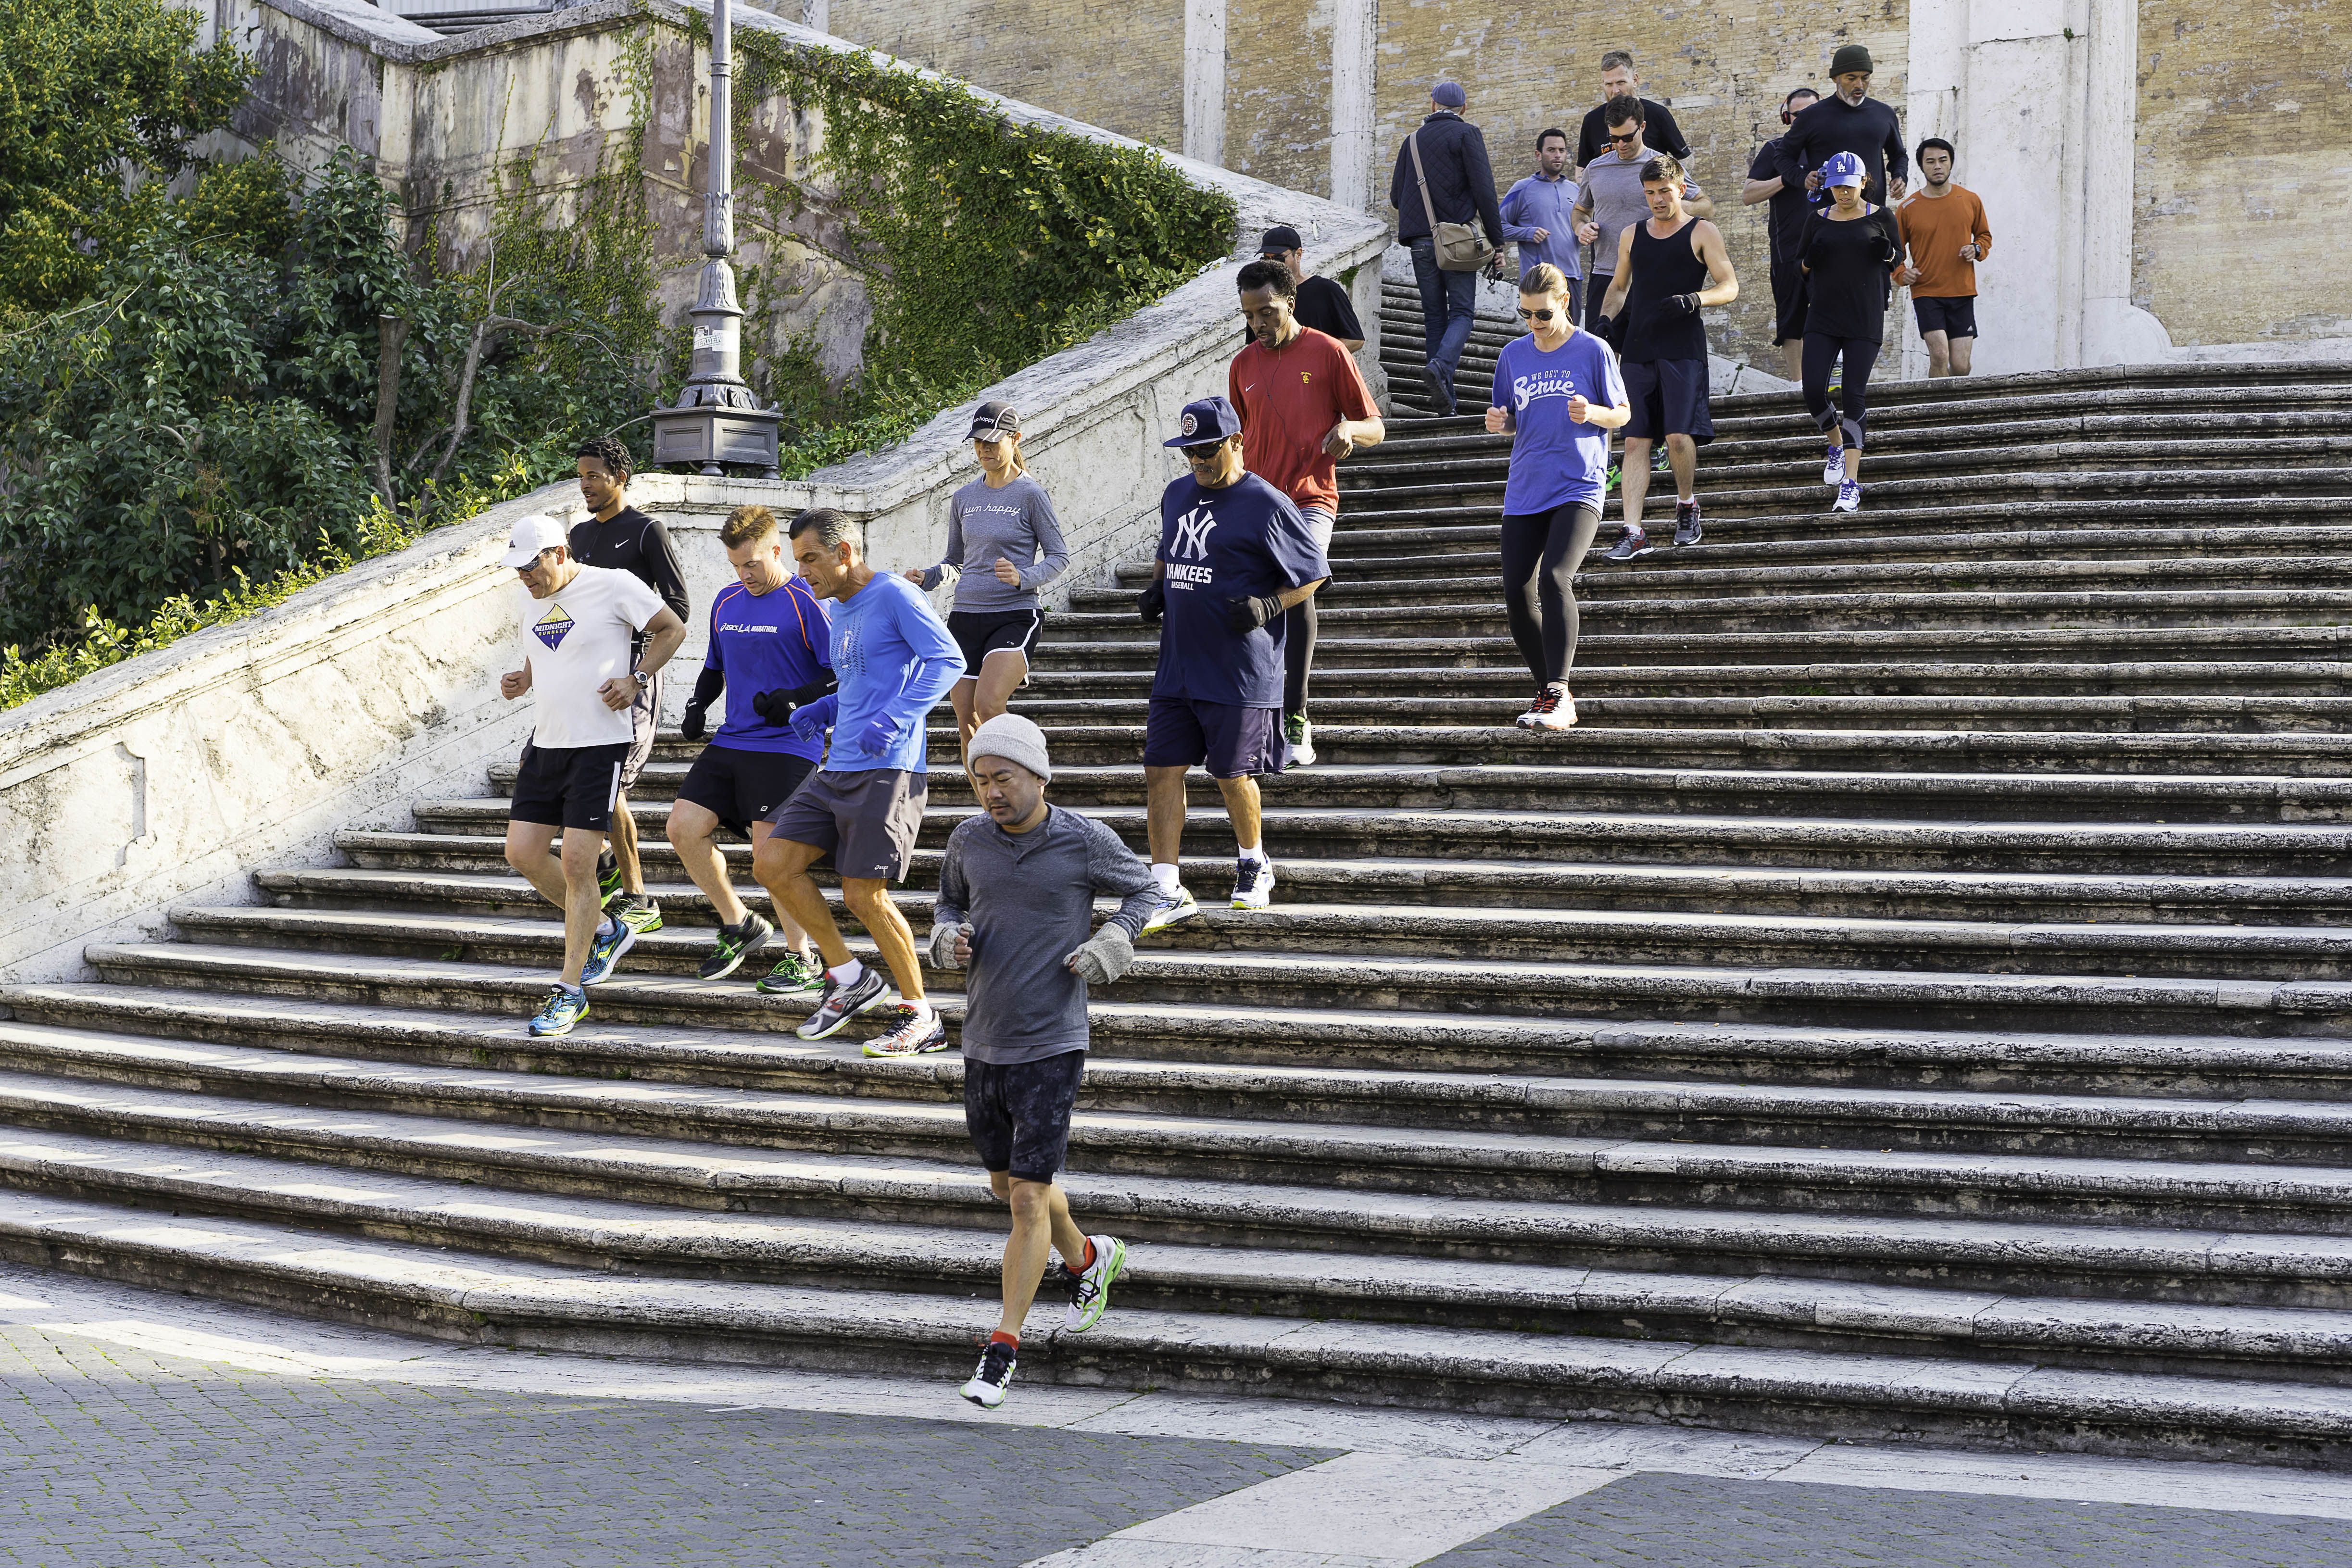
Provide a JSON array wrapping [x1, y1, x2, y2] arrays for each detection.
[[1605, 460, 1623, 494], [1651, 443, 1671, 475], [597, 850, 622, 908], [1822, 441, 1845, 487], [1064, 1235, 1129, 1333], [755, 951, 825, 994], [960, 1339, 1018, 1409], [698, 913, 773, 981], [528, 984, 589, 1037], [1141, 888, 1199, 934], [612, 893, 663, 934], [1673, 500, 1703, 548], [1232, 856, 1275, 911], [1833, 479, 1862, 514], [795, 963, 892, 1040], [1283, 712, 1317, 768], [1603, 527, 1650, 562], [862, 1003, 950, 1058], [578, 915, 635, 986], [1520, 684, 1577, 731]]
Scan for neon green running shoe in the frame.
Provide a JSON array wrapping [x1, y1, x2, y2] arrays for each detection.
[[755, 952, 826, 994], [612, 893, 663, 934], [597, 851, 622, 909]]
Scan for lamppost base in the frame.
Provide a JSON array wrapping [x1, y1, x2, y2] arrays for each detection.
[[649, 404, 784, 479]]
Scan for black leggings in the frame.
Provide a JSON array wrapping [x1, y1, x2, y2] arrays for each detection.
[[1499, 502, 1603, 686], [1283, 597, 1317, 715], [1802, 334, 1877, 449]]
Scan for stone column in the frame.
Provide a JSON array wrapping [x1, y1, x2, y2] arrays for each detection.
[[1183, 0, 1227, 166], [1329, 0, 1377, 208]]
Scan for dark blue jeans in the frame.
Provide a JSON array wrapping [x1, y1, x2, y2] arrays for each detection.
[[1409, 238, 1477, 408]]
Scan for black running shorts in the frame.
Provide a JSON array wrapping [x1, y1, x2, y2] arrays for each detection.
[[677, 745, 814, 838], [764, 767, 929, 881], [964, 1050, 1087, 1182], [946, 609, 1045, 680], [1622, 357, 1716, 444], [1912, 294, 1978, 340], [509, 740, 632, 832]]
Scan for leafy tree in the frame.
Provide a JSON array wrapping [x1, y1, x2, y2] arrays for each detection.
[[0, 0, 252, 314]]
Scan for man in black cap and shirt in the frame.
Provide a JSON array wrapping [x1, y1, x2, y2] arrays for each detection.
[[1249, 227, 1364, 351], [1574, 50, 1692, 175], [1389, 80, 1504, 416], [568, 434, 690, 936], [1744, 86, 1821, 381], [1775, 45, 1908, 206]]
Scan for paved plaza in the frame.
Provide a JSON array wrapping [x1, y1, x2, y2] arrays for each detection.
[[4, 1265, 2352, 1566]]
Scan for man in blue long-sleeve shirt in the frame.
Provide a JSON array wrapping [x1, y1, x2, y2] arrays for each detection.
[[755, 507, 966, 1055], [1500, 127, 1585, 322]]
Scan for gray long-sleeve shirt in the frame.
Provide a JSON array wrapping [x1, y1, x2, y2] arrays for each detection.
[[933, 805, 1158, 1064], [918, 475, 1069, 614]]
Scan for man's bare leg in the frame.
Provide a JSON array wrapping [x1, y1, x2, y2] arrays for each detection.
[[607, 790, 646, 896], [1923, 328, 1952, 378], [668, 803, 811, 950], [993, 1174, 1091, 1337], [1145, 765, 1191, 866], [1619, 436, 1655, 529], [1665, 432, 1698, 502], [842, 876, 924, 1001], [1212, 774, 1263, 853], [503, 820, 606, 985], [752, 835, 852, 966], [1948, 335, 1974, 376]]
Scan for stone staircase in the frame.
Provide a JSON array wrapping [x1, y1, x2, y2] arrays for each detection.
[[9, 278, 2352, 1464]]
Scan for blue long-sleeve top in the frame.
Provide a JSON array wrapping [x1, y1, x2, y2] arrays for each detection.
[[1499, 172, 1583, 280], [802, 570, 965, 774]]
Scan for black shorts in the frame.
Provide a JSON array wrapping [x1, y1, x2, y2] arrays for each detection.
[[965, 1051, 1087, 1182], [677, 745, 815, 838], [1770, 253, 1808, 345], [946, 609, 1044, 680], [619, 668, 661, 790], [1142, 695, 1288, 779], [1622, 357, 1715, 444], [1584, 273, 1615, 332], [509, 740, 631, 833], [1913, 294, 1978, 339], [765, 767, 929, 881]]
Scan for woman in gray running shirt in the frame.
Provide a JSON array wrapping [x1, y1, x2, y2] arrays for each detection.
[[905, 401, 1071, 751]]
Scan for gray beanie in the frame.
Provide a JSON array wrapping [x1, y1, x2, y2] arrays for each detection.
[[968, 713, 1052, 781]]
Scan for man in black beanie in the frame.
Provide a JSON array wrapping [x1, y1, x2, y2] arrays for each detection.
[[1774, 44, 1909, 206]]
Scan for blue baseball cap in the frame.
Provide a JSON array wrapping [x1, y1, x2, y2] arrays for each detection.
[[1811, 150, 1866, 203], [1431, 81, 1466, 108], [1164, 396, 1244, 448]]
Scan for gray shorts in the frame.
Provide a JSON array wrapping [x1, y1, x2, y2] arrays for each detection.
[[764, 767, 928, 881], [1299, 505, 1336, 554], [618, 667, 662, 791]]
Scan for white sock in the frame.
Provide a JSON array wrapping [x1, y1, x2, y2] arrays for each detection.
[[826, 957, 866, 986], [901, 996, 934, 1021], [1239, 844, 1269, 867], [1152, 862, 1181, 896]]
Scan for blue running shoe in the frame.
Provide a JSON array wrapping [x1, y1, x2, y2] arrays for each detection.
[[579, 914, 636, 986], [530, 984, 589, 1037]]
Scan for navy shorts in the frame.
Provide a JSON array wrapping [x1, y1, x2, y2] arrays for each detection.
[[677, 745, 813, 839], [1622, 357, 1715, 444], [1142, 695, 1288, 779], [965, 1051, 1087, 1182], [1913, 294, 1978, 339], [946, 608, 1045, 679], [509, 741, 631, 833]]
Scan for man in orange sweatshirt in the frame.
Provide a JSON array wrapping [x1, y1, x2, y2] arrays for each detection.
[[1895, 137, 1992, 376]]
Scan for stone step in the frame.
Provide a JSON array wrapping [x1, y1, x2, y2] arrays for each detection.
[[16, 1033, 2352, 1231], [141, 909, 2352, 1038], [48, 965, 2352, 1103], [14, 1190, 2352, 1460], [312, 837, 2352, 928], [244, 864, 2352, 980]]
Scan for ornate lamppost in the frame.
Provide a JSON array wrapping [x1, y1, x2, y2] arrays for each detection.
[[651, 0, 783, 477]]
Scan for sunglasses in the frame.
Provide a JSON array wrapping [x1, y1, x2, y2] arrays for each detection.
[[1182, 441, 1227, 459], [1609, 131, 1639, 144], [1516, 307, 1560, 322]]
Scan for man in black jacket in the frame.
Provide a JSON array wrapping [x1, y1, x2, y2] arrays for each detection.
[[1389, 80, 1504, 416], [1774, 44, 1908, 206]]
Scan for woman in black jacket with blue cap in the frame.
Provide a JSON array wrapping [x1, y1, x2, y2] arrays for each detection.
[[1799, 151, 1902, 514]]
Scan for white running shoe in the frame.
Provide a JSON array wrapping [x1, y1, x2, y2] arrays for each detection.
[[1231, 856, 1275, 910], [1833, 479, 1861, 513], [1141, 888, 1199, 934], [1064, 1235, 1128, 1333], [1520, 683, 1577, 730], [1283, 712, 1316, 767], [1823, 441, 1845, 487], [960, 1339, 1018, 1409]]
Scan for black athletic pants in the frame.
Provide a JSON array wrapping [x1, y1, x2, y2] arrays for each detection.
[[1802, 334, 1877, 449], [1499, 502, 1603, 686], [1283, 598, 1317, 716]]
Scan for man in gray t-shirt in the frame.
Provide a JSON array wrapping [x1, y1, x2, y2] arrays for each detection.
[[1570, 101, 1708, 332], [931, 714, 1158, 1409]]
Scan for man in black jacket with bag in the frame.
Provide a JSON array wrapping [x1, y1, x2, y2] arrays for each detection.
[[1389, 80, 1504, 416]]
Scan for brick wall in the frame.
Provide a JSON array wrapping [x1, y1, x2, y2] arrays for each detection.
[[2133, 1, 2352, 345]]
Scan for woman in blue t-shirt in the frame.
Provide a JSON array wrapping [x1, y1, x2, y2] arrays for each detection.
[[1483, 263, 1633, 730]]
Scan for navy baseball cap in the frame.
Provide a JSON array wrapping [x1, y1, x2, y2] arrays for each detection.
[[1258, 225, 1304, 254], [1163, 396, 1243, 448]]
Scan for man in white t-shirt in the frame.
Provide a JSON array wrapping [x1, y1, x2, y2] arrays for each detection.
[[497, 513, 687, 1037]]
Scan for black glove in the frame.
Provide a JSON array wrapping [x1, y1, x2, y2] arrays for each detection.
[[1670, 292, 1703, 314], [1138, 582, 1167, 624], [681, 666, 723, 742], [1223, 592, 1283, 632], [681, 702, 708, 742], [1867, 226, 1899, 263], [750, 678, 833, 728]]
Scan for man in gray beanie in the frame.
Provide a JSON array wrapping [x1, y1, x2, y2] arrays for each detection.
[[932, 712, 1162, 1409], [1774, 42, 1909, 206]]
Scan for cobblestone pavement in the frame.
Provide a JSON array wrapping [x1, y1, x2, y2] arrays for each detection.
[[1423, 1469, 2352, 1568], [0, 1326, 1333, 1567]]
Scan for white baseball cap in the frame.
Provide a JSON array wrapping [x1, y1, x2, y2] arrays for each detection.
[[501, 513, 568, 568]]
